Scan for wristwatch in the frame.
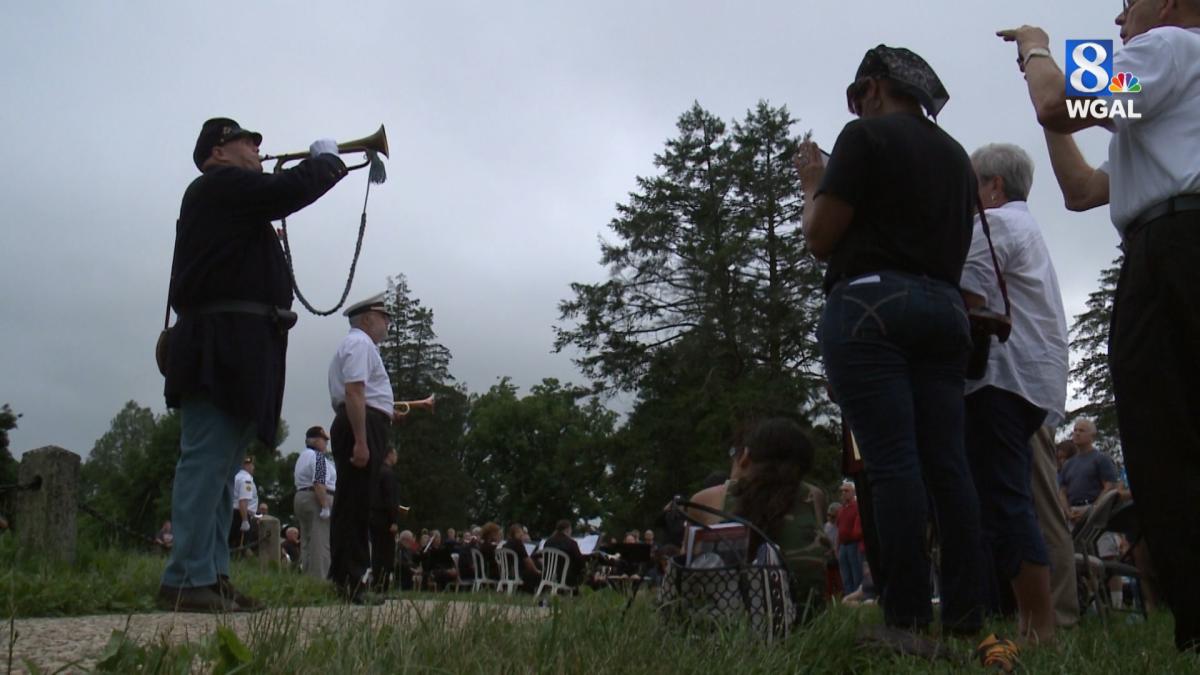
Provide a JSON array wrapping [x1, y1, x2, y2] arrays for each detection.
[[1020, 47, 1052, 72]]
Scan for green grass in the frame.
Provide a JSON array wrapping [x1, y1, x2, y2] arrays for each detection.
[[3, 535, 1198, 673]]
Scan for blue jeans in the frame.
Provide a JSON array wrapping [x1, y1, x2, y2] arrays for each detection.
[[965, 386, 1049, 613], [820, 271, 985, 631], [839, 542, 864, 593], [161, 396, 254, 589]]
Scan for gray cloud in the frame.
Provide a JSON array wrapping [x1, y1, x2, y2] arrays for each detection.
[[1, 2, 1123, 457]]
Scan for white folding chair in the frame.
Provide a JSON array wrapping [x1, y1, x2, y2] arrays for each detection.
[[443, 552, 467, 592], [495, 547, 521, 595], [470, 547, 497, 592], [534, 548, 574, 599]]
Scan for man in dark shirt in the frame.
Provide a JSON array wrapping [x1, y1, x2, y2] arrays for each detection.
[[542, 520, 587, 588], [370, 447, 401, 592], [159, 118, 347, 613]]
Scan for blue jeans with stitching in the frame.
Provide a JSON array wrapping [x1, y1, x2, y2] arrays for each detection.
[[161, 396, 254, 589], [820, 271, 985, 631]]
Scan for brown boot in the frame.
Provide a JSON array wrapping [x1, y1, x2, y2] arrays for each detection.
[[216, 576, 265, 612]]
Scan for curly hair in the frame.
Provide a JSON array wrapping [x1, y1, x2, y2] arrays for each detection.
[[730, 418, 815, 545]]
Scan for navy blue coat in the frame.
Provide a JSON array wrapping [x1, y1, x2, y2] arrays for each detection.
[[164, 155, 347, 445]]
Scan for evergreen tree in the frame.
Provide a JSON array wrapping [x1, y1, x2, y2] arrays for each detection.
[[554, 102, 834, 530], [0, 403, 19, 486], [1068, 255, 1122, 452], [377, 273, 471, 530], [555, 102, 745, 392]]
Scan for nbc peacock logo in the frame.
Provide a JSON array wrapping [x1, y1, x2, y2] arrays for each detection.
[[1109, 72, 1142, 94]]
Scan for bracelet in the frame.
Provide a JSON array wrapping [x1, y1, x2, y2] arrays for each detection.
[[1020, 47, 1052, 72]]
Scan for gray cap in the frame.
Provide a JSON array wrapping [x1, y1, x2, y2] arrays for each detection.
[[343, 292, 390, 318]]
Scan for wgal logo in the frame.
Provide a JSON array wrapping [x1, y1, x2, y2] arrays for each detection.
[[1065, 39, 1143, 120]]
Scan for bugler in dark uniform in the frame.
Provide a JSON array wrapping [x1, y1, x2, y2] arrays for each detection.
[[158, 118, 347, 613]]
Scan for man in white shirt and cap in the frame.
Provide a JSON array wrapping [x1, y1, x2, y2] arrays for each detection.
[[1000, 2, 1200, 651], [293, 425, 337, 581], [229, 457, 258, 553], [327, 292, 395, 603]]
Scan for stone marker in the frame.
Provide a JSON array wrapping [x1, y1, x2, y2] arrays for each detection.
[[257, 514, 281, 568], [16, 446, 81, 564]]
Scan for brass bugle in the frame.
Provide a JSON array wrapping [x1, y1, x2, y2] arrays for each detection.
[[394, 394, 436, 416], [262, 125, 389, 172]]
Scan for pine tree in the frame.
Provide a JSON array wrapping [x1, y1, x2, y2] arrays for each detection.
[[554, 102, 833, 529], [555, 102, 746, 392], [377, 273, 471, 529], [1068, 255, 1122, 453]]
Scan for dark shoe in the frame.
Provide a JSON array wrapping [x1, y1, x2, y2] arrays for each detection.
[[856, 624, 963, 664], [157, 584, 240, 613], [216, 576, 265, 612], [351, 592, 385, 606]]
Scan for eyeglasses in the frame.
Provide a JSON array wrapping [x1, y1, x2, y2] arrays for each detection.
[[1122, 0, 1138, 11]]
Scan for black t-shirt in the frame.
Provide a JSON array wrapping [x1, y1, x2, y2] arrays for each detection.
[[816, 113, 976, 293]]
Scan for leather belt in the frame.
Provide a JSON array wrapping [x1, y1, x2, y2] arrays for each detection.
[[1126, 193, 1200, 238], [187, 300, 298, 331], [298, 486, 334, 495]]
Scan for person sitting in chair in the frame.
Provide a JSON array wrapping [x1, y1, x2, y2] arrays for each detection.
[[543, 519, 587, 588], [688, 417, 831, 617], [504, 523, 542, 593]]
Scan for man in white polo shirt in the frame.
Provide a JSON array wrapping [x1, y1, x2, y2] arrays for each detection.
[[327, 292, 395, 603], [293, 425, 337, 581], [999, 2, 1200, 651]]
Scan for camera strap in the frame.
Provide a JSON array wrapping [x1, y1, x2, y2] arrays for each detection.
[[975, 194, 1011, 319]]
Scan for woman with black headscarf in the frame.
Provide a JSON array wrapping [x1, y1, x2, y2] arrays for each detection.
[[793, 45, 985, 636]]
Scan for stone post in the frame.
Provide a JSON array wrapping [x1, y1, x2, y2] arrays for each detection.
[[257, 515, 281, 568], [16, 446, 80, 564]]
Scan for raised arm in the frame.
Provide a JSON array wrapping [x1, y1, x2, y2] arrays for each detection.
[[211, 153, 349, 222], [1043, 130, 1110, 211]]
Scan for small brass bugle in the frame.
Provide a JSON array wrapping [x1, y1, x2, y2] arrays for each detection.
[[394, 394, 436, 416], [261, 125, 389, 173]]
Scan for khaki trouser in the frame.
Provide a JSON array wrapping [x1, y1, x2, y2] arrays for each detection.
[[294, 490, 331, 582], [1031, 426, 1079, 628]]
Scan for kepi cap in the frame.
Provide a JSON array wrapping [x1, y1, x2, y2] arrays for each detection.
[[193, 117, 263, 171], [305, 425, 330, 440], [343, 292, 390, 319]]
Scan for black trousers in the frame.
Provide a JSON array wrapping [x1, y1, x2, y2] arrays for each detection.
[[228, 512, 258, 553], [369, 513, 396, 592], [328, 405, 389, 595], [1110, 209, 1200, 652]]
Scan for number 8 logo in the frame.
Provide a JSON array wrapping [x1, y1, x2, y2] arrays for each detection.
[[1067, 40, 1113, 96]]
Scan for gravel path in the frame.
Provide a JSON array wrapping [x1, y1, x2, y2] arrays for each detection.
[[3, 599, 546, 673]]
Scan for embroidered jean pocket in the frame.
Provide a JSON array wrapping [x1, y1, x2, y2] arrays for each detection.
[[838, 285, 910, 340]]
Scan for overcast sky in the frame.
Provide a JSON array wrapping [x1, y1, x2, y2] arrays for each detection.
[[1, 2, 1125, 459]]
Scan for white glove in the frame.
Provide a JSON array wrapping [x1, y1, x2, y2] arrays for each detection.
[[310, 138, 338, 158], [240, 519, 251, 532], [319, 507, 331, 520]]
